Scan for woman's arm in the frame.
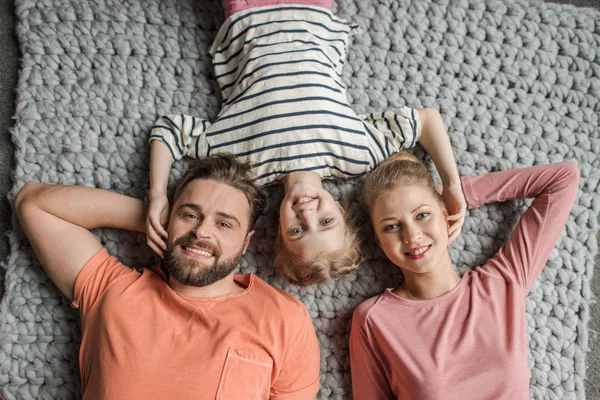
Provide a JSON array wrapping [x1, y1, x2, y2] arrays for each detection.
[[349, 310, 395, 400], [461, 162, 580, 293]]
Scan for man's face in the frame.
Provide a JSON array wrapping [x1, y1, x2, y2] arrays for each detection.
[[164, 179, 254, 287]]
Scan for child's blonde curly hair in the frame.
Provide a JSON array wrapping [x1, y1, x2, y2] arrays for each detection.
[[274, 209, 362, 286]]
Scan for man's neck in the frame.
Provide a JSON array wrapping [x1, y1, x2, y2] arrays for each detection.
[[168, 273, 246, 298]]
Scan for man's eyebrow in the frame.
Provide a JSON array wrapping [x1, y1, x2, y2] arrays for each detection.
[[178, 204, 242, 227], [287, 222, 339, 241], [179, 203, 201, 212], [216, 211, 241, 227]]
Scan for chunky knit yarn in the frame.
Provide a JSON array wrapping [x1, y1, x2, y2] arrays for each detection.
[[1, 0, 598, 399]]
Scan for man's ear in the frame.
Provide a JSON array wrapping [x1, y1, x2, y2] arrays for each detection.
[[242, 230, 255, 255]]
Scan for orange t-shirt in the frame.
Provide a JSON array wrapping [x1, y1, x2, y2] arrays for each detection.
[[72, 248, 320, 399]]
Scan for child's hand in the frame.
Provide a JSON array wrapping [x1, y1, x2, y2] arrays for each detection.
[[147, 194, 169, 258], [443, 182, 466, 243]]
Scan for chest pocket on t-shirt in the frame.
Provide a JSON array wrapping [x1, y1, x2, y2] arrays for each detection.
[[216, 347, 273, 400]]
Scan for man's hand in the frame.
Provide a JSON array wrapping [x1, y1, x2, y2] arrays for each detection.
[[147, 194, 169, 258], [442, 182, 466, 243]]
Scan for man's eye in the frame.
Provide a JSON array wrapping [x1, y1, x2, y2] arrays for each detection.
[[290, 227, 304, 236], [321, 218, 333, 225], [383, 224, 398, 232], [184, 213, 198, 220], [219, 222, 232, 229]]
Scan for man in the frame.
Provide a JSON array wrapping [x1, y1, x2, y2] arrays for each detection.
[[15, 154, 320, 399]]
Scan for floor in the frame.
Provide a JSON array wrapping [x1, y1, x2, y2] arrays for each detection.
[[0, 0, 598, 397]]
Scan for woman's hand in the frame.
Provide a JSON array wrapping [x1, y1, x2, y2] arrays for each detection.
[[147, 194, 170, 258], [442, 182, 466, 243]]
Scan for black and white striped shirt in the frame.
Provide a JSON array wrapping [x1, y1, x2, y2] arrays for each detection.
[[150, 5, 420, 187]]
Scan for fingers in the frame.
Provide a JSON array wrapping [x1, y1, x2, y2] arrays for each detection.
[[447, 210, 466, 222], [147, 238, 165, 259], [447, 221, 462, 244], [153, 217, 169, 239], [147, 217, 168, 258]]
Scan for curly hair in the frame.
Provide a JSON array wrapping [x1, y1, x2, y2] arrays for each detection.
[[274, 209, 362, 286]]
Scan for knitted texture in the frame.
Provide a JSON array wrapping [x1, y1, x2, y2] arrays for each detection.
[[1, 0, 599, 398]]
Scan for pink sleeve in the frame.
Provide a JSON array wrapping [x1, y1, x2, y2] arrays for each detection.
[[72, 248, 132, 317], [349, 305, 394, 400], [461, 162, 580, 294], [270, 306, 321, 399]]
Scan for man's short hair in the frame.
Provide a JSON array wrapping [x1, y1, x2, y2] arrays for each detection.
[[173, 153, 266, 229]]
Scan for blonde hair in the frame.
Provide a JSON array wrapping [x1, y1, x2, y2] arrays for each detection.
[[362, 152, 442, 214], [274, 210, 362, 286]]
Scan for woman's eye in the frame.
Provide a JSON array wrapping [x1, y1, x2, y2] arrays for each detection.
[[417, 212, 430, 220], [290, 227, 304, 236], [383, 224, 397, 232], [321, 218, 333, 225]]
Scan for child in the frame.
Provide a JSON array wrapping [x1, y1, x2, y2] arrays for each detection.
[[350, 153, 579, 398], [147, 0, 466, 285]]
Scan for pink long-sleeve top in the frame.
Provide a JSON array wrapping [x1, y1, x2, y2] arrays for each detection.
[[349, 162, 580, 400]]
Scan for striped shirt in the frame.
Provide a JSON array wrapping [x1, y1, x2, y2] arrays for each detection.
[[150, 5, 420, 187]]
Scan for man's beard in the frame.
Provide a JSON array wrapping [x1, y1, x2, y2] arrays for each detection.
[[163, 234, 243, 287]]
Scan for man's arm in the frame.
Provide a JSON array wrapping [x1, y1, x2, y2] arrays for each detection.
[[14, 182, 148, 301]]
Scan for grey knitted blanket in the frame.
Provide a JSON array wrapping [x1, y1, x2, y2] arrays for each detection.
[[1, 0, 599, 398]]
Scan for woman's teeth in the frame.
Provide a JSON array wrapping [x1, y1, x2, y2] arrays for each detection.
[[407, 246, 429, 256]]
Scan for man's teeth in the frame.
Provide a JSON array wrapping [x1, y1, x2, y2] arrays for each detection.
[[185, 247, 213, 256], [407, 246, 429, 256], [295, 196, 315, 204]]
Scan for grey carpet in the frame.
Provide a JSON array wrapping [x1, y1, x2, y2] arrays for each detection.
[[1, 0, 599, 399]]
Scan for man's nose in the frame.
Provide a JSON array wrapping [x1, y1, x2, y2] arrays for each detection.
[[191, 220, 212, 238]]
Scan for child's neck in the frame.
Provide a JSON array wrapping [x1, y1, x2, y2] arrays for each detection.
[[281, 171, 323, 191]]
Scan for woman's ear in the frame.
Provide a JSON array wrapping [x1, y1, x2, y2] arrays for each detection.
[[336, 201, 346, 215]]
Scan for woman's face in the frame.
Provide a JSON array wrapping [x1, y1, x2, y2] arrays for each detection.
[[279, 182, 346, 260], [370, 183, 449, 275]]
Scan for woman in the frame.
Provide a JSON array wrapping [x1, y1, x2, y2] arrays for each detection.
[[146, 0, 466, 286], [350, 153, 579, 399]]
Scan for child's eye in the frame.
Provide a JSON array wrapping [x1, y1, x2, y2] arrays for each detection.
[[290, 226, 305, 236], [321, 218, 333, 225]]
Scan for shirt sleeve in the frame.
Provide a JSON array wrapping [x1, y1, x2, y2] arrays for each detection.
[[461, 162, 580, 294], [149, 114, 211, 160], [270, 306, 321, 399], [349, 304, 395, 400], [359, 106, 421, 160], [72, 248, 133, 317]]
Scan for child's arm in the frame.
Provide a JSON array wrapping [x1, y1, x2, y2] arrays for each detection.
[[418, 108, 466, 242], [147, 114, 210, 257]]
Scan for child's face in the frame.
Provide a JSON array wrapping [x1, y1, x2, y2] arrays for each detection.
[[279, 182, 346, 260], [370, 184, 449, 275]]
